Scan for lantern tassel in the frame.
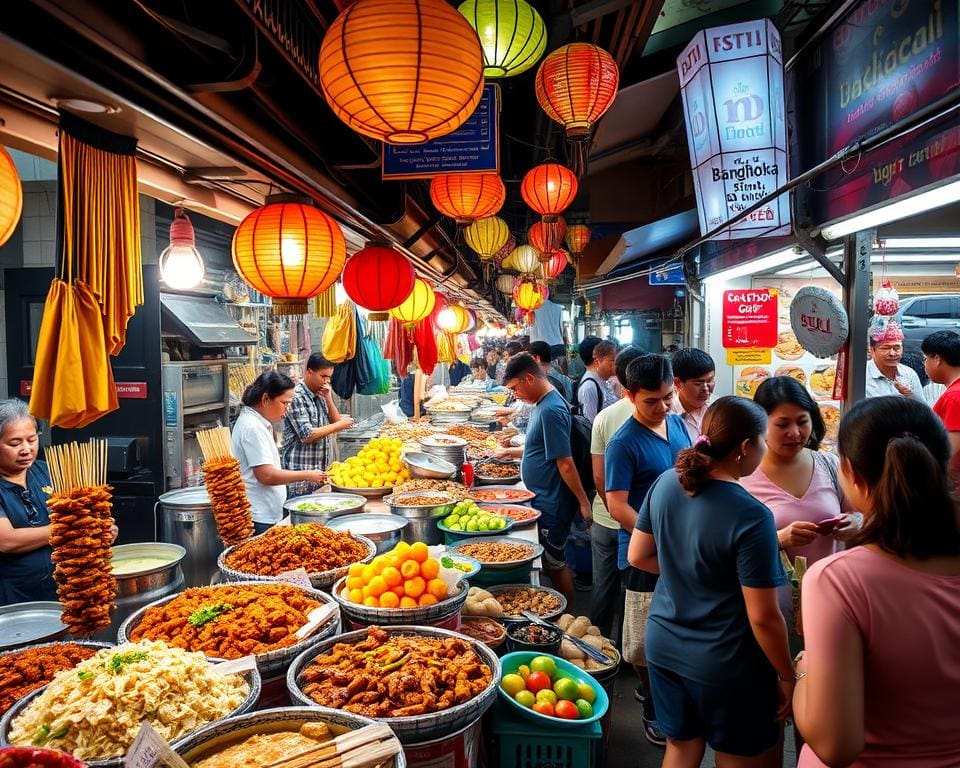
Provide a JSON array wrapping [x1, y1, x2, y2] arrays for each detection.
[[566, 135, 589, 180]]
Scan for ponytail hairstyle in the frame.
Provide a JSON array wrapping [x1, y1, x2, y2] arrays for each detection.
[[242, 370, 295, 408], [676, 396, 767, 496], [839, 396, 960, 559]]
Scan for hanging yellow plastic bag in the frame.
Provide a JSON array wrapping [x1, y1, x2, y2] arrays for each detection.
[[321, 300, 358, 363]]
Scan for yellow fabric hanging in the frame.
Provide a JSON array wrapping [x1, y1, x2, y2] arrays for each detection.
[[321, 300, 358, 363], [314, 283, 337, 318], [435, 331, 456, 365]]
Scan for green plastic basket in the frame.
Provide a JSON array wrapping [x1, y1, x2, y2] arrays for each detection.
[[491, 701, 602, 768]]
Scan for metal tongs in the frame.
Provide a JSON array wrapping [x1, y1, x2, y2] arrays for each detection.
[[521, 610, 614, 665]]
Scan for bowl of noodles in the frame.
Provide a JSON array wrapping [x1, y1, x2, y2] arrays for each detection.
[[0, 641, 260, 767]]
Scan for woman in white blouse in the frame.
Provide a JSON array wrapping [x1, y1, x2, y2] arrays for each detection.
[[232, 371, 327, 533]]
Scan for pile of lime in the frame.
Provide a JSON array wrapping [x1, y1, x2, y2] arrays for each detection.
[[441, 500, 508, 532]]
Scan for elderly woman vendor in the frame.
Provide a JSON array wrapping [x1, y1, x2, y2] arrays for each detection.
[[0, 399, 57, 605]]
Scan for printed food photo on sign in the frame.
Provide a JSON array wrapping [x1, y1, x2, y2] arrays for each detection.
[[820, 404, 841, 443], [775, 365, 806, 386], [774, 331, 804, 361], [736, 367, 771, 398], [810, 364, 837, 399]]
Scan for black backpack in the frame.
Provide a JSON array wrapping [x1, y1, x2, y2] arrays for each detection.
[[568, 411, 597, 504], [571, 376, 603, 417]]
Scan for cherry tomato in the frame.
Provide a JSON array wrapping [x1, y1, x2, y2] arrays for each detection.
[[555, 700, 580, 720], [525, 671, 552, 694], [532, 701, 555, 717]]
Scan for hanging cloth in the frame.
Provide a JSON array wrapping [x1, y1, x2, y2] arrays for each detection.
[[314, 284, 337, 318], [435, 331, 456, 365], [321, 300, 358, 363], [412, 318, 438, 377], [385, 318, 413, 376]]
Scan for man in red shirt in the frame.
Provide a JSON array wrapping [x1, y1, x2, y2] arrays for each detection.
[[922, 330, 960, 480]]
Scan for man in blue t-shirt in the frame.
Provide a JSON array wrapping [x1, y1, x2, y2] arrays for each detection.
[[606, 353, 691, 747], [496, 353, 592, 601]]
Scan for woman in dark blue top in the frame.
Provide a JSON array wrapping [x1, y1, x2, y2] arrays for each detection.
[[0, 399, 57, 605]]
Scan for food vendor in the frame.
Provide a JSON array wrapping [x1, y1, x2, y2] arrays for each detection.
[[233, 372, 328, 534], [0, 399, 56, 605]]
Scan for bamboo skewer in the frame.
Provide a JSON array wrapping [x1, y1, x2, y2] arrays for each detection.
[[260, 724, 399, 768]]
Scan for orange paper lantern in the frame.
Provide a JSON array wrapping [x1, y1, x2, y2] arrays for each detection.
[[521, 163, 578, 222], [319, 0, 485, 144], [389, 277, 436, 327], [513, 278, 548, 311], [0, 146, 23, 248], [231, 196, 346, 315], [430, 173, 506, 224], [535, 43, 619, 138], [544, 249, 569, 279], [528, 217, 567, 260], [565, 223, 590, 255]]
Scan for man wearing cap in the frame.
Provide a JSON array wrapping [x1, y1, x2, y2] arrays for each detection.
[[864, 321, 925, 401]]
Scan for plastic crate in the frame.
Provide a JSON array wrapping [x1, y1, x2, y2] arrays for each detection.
[[491, 701, 602, 768], [469, 563, 533, 587]]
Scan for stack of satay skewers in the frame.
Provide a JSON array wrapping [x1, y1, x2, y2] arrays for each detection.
[[46, 438, 116, 637], [197, 426, 254, 545], [260, 723, 402, 768]]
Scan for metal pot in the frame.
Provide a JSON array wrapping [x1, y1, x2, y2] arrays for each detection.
[[382, 491, 457, 545], [283, 492, 367, 525], [402, 452, 457, 480], [156, 487, 222, 588], [325, 514, 408, 554]]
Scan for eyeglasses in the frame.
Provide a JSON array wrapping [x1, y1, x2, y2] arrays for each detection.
[[20, 488, 41, 525]]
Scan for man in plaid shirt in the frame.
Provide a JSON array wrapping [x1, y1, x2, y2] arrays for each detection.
[[281, 353, 354, 496]]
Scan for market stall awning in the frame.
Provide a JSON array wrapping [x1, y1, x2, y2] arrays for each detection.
[[592, 208, 699, 276], [160, 293, 257, 348]]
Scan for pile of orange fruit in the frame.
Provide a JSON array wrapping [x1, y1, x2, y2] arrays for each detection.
[[343, 541, 449, 609]]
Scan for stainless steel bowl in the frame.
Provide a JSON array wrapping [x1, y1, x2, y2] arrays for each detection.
[[326, 514, 409, 554], [402, 451, 457, 480], [0, 603, 67, 652], [329, 482, 393, 500], [284, 492, 367, 524], [450, 536, 544, 571], [110, 542, 186, 599], [472, 459, 522, 486], [382, 491, 459, 545]]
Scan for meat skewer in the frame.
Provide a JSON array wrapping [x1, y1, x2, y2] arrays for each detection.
[[197, 426, 253, 546]]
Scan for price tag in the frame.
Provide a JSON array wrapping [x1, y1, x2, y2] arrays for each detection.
[[211, 655, 257, 676], [276, 568, 313, 589], [125, 722, 191, 768], [294, 602, 339, 641]]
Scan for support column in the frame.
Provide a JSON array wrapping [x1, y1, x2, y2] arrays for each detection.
[[843, 230, 873, 407]]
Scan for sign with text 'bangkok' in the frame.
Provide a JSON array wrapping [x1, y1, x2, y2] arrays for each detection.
[[677, 19, 790, 240]]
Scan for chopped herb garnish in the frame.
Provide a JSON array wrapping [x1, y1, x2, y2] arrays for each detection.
[[188, 602, 234, 627], [77, 669, 94, 681], [107, 651, 149, 673], [32, 723, 68, 746], [440, 556, 455, 569]]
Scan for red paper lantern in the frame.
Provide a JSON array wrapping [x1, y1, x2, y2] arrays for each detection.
[[429, 291, 449, 326], [535, 43, 619, 138], [341, 242, 416, 311], [528, 218, 567, 260], [521, 163, 578, 222], [430, 172, 506, 224], [544, 249, 569, 279]]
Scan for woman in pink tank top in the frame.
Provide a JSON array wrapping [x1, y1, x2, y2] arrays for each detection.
[[795, 396, 960, 767]]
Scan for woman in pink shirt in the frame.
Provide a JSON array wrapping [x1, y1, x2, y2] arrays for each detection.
[[795, 396, 960, 767]]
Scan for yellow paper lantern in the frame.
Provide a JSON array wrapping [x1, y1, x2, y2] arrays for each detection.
[[319, 0, 485, 144], [0, 146, 23, 248], [465, 215, 510, 260], [509, 244, 540, 275], [436, 304, 471, 334], [513, 278, 547, 311], [389, 277, 436, 327], [458, 0, 546, 78]]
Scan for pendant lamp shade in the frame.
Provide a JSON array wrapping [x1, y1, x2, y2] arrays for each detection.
[[514, 278, 548, 311], [0, 146, 23, 248], [465, 215, 510, 260], [535, 43, 619, 137], [565, 223, 590, 255], [232, 197, 346, 315], [528, 217, 566, 259], [319, 0, 485, 144], [430, 173, 506, 224], [509, 244, 541, 275], [160, 209, 205, 290], [544, 249, 569, 279], [458, 0, 546, 78], [496, 274, 518, 294], [521, 163, 578, 222], [436, 304, 471, 334], [342, 242, 416, 311], [389, 277, 436, 327]]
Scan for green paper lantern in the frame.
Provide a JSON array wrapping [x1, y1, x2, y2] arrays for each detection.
[[458, 0, 547, 79]]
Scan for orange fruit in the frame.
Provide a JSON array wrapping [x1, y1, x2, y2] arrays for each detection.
[[391, 585, 405, 597], [404, 576, 426, 599], [348, 563, 364, 577], [346, 576, 364, 591], [409, 542, 429, 563], [363, 595, 380, 607], [378, 591, 400, 609], [386, 555, 402, 569], [420, 558, 440, 581], [400, 560, 420, 580], [367, 575, 388, 597], [361, 565, 376, 583], [393, 541, 412, 561], [370, 559, 385, 575], [427, 578, 448, 600], [418, 594, 438, 607], [400, 596, 419, 608], [348, 588, 364, 603], [362, 585, 373, 598], [382, 567, 402, 588]]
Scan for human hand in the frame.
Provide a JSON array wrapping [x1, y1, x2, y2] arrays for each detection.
[[778, 521, 820, 549], [110, 524, 119, 543], [777, 677, 795, 720], [310, 470, 328, 485], [493, 407, 513, 417], [580, 503, 593, 526], [893, 378, 912, 396], [493, 448, 515, 461], [832, 511, 863, 541], [336, 415, 355, 430]]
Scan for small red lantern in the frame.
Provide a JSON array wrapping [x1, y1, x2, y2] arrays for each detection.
[[544, 249, 569, 280], [528, 217, 567, 260], [342, 242, 416, 311], [430, 172, 506, 224], [566, 223, 590, 256], [521, 163, 578, 222]]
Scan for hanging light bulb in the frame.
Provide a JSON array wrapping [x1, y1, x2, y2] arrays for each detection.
[[160, 209, 205, 290]]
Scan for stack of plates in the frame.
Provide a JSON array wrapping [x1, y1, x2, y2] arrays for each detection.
[[426, 408, 472, 424], [418, 434, 468, 467]]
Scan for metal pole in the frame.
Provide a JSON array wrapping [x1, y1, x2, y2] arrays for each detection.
[[844, 229, 873, 407]]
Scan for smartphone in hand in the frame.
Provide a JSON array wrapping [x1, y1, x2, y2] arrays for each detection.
[[814, 516, 844, 535]]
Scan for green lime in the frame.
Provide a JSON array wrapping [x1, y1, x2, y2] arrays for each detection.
[[501, 673, 525, 697], [529, 655, 557, 678], [577, 683, 596, 703], [466, 520, 479, 532], [553, 677, 580, 702], [449, 524, 463, 531], [575, 699, 594, 719]]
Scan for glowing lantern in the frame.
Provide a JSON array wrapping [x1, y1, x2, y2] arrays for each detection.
[[528, 217, 567, 260], [544, 249, 569, 279], [509, 244, 541, 275], [430, 173, 506, 224], [389, 277, 436, 327], [436, 304, 471, 334], [160, 209, 205, 290], [463, 309, 478, 333], [0, 146, 23, 248], [429, 291, 448, 326], [535, 43, 619, 138], [319, 0, 484, 144], [232, 196, 346, 315], [465, 215, 510, 260], [496, 274, 518, 294], [514, 278, 548, 311], [342, 242, 415, 311], [566, 224, 590, 256], [458, 0, 546, 78], [521, 163, 578, 222]]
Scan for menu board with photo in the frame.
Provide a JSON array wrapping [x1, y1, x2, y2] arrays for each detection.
[[733, 277, 842, 449]]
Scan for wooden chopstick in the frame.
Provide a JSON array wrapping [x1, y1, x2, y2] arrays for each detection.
[[260, 724, 394, 768]]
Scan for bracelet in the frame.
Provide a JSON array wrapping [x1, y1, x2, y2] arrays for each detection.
[[794, 671, 807, 681]]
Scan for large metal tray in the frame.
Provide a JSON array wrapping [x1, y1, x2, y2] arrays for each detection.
[[0, 602, 67, 652], [450, 536, 544, 571]]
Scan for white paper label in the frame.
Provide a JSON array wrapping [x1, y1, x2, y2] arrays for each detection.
[[125, 722, 191, 768], [294, 603, 339, 641], [276, 567, 313, 589], [211, 655, 257, 676]]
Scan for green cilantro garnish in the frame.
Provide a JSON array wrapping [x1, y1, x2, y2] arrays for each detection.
[[77, 669, 94, 681], [32, 723, 68, 746], [187, 602, 234, 627], [107, 651, 149, 673]]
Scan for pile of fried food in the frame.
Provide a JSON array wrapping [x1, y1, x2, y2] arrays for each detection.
[[299, 627, 492, 718], [393, 479, 472, 501], [47, 486, 116, 637], [6, 641, 249, 762], [453, 540, 535, 563], [442, 425, 492, 442], [0, 643, 99, 716], [475, 461, 520, 479], [197, 427, 253, 546], [492, 586, 563, 618], [129, 583, 323, 659], [224, 523, 369, 576], [378, 423, 439, 442]]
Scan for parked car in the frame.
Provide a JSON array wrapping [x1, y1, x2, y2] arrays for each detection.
[[894, 294, 960, 353]]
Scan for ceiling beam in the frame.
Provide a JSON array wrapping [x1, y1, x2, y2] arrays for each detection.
[[570, 0, 637, 28]]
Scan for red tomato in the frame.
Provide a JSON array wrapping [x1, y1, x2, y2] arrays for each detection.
[[532, 701, 555, 717], [525, 671, 552, 694], [555, 700, 580, 720]]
